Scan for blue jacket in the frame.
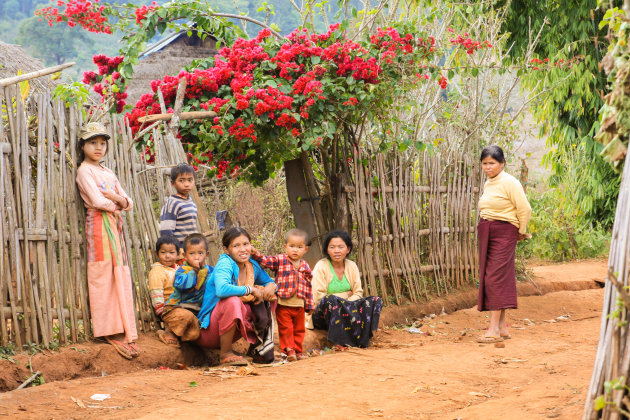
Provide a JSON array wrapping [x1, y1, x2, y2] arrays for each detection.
[[165, 263, 213, 307], [197, 254, 275, 329]]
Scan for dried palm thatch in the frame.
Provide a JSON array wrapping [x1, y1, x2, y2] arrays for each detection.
[[126, 31, 217, 104], [0, 41, 59, 94]]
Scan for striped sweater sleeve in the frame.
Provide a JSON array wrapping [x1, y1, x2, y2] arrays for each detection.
[[148, 267, 166, 315], [159, 197, 179, 236]]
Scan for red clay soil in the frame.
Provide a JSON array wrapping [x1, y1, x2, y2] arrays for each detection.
[[0, 259, 607, 419]]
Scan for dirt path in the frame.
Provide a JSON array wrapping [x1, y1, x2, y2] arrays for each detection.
[[0, 260, 607, 419]]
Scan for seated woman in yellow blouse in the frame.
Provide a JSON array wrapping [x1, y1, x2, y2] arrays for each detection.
[[307, 230, 382, 348]]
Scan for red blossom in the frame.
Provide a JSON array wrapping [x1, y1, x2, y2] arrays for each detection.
[[438, 75, 448, 89], [37, 0, 111, 34], [135, 3, 158, 25]]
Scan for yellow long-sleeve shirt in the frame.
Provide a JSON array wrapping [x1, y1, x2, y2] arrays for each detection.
[[478, 170, 531, 234]]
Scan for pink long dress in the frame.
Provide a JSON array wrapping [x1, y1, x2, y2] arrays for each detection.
[[76, 162, 138, 343]]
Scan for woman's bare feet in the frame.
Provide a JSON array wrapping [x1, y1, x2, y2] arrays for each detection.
[[157, 330, 180, 347], [220, 352, 248, 366]]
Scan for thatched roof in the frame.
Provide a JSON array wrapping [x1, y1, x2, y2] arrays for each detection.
[[127, 30, 218, 104], [0, 40, 59, 93]]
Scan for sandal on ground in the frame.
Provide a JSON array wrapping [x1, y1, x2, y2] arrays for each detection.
[[128, 341, 140, 357], [157, 330, 181, 348], [476, 336, 504, 344], [221, 354, 249, 366], [296, 353, 309, 360], [501, 334, 512, 340], [105, 336, 133, 360], [286, 348, 297, 362]]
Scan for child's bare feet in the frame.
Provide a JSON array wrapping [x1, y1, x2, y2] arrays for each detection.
[[157, 330, 180, 348], [296, 352, 308, 360]]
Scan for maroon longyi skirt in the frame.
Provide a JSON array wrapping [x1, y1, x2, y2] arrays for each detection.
[[477, 218, 519, 311]]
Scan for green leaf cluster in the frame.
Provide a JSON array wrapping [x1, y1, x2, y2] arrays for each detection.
[[500, 0, 622, 228]]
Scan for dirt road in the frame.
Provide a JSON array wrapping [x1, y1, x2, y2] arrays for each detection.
[[0, 260, 607, 419]]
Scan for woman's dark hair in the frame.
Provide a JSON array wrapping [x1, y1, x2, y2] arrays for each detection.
[[156, 235, 181, 253], [222, 226, 251, 248], [480, 145, 505, 163], [323, 230, 353, 260]]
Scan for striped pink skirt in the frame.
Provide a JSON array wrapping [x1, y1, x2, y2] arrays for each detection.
[[85, 209, 137, 342]]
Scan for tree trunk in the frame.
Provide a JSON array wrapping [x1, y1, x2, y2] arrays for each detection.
[[284, 158, 324, 267]]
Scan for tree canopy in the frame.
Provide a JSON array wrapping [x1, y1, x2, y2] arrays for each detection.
[[15, 15, 94, 65], [500, 0, 622, 227]]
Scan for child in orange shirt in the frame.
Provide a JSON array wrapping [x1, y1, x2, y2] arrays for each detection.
[[148, 235, 180, 346]]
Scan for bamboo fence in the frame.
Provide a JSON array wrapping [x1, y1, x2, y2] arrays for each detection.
[[0, 87, 168, 348], [349, 150, 482, 304], [583, 155, 630, 419], [0, 74, 483, 347]]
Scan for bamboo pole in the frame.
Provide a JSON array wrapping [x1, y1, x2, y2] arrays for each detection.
[[136, 110, 218, 124], [17, 89, 38, 344], [0, 62, 75, 87], [0, 94, 8, 344], [69, 105, 91, 339], [2, 86, 24, 347], [51, 99, 70, 343], [34, 93, 51, 346]]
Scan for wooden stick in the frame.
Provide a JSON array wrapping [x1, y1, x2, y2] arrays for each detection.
[[0, 62, 75, 87], [16, 371, 41, 390], [137, 110, 218, 124]]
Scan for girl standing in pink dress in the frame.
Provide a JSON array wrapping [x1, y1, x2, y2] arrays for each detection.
[[75, 122, 139, 359]]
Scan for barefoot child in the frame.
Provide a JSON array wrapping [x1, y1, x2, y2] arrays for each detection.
[[75, 122, 138, 360], [159, 163, 198, 247], [252, 229, 313, 361], [148, 235, 180, 346], [162, 233, 213, 343]]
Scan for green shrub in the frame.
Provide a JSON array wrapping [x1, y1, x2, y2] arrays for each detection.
[[517, 189, 610, 262]]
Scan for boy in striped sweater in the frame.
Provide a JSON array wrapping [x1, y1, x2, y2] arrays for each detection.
[[160, 163, 198, 249]]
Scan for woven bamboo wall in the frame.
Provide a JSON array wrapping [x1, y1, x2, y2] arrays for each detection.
[[349, 151, 482, 304]]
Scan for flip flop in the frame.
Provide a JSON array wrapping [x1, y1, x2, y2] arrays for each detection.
[[157, 330, 181, 348], [221, 354, 249, 366], [128, 341, 140, 357], [476, 336, 504, 344], [501, 334, 512, 340], [105, 336, 133, 359]]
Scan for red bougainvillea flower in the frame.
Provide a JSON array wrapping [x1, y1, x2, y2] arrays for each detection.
[[82, 54, 127, 111], [135, 2, 159, 25], [438, 75, 448, 89], [37, 0, 112, 34]]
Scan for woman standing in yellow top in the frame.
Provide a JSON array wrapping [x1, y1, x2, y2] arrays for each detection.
[[477, 145, 531, 344]]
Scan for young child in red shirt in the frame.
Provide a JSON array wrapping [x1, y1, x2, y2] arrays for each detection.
[[252, 229, 313, 361]]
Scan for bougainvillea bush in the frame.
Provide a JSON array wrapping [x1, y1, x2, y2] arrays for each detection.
[[39, 1, 522, 189], [126, 23, 461, 182]]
